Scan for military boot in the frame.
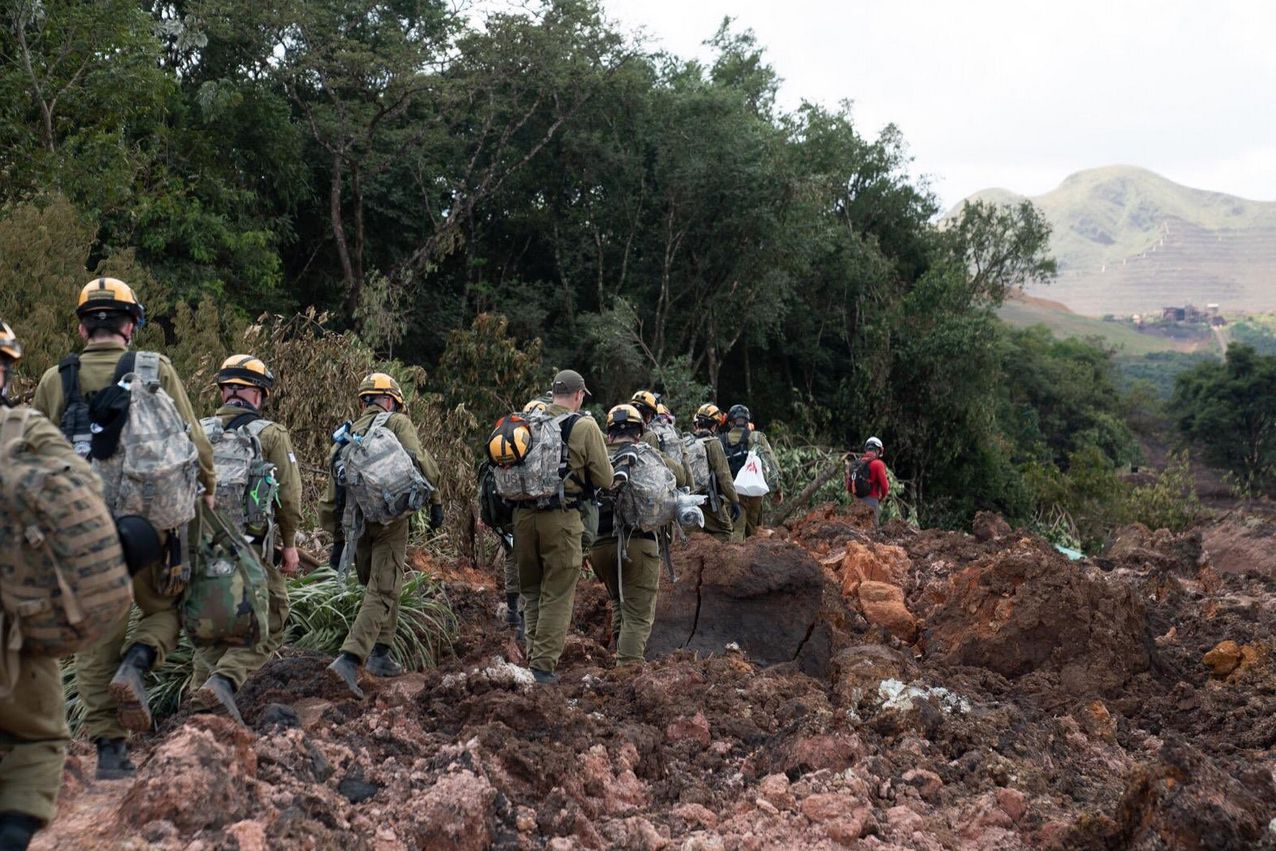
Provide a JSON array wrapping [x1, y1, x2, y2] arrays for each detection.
[[365, 643, 404, 678], [505, 593, 526, 643], [108, 643, 156, 732], [0, 811, 41, 851], [327, 652, 365, 698], [194, 673, 244, 725], [94, 738, 136, 780]]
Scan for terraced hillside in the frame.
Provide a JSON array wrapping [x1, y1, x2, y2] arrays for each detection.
[[956, 166, 1276, 316]]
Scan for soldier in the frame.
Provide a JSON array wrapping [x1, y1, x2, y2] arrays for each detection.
[[720, 405, 782, 540], [191, 355, 302, 722], [629, 390, 689, 486], [320, 373, 443, 698], [687, 404, 742, 540], [514, 370, 613, 684], [589, 405, 681, 665], [31, 278, 215, 779]]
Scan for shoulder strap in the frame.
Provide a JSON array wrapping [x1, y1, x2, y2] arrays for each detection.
[[243, 417, 272, 437], [0, 407, 33, 453], [370, 411, 393, 432], [133, 351, 161, 385], [227, 411, 263, 432], [58, 354, 84, 405], [110, 351, 138, 383]]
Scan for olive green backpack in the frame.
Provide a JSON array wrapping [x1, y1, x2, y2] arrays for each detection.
[[181, 503, 269, 647]]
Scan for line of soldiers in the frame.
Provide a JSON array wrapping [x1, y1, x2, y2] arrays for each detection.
[[0, 283, 783, 848], [495, 374, 783, 685]]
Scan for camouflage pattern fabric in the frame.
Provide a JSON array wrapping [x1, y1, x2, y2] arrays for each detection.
[[181, 504, 269, 647], [341, 412, 433, 524], [613, 443, 678, 532], [492, 411, 578, 504]]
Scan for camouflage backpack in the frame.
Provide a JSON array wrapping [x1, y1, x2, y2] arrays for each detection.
[[340, 411, 433, 524], [182, 502, 269, 647], [613, 442, 678, 532], [200, 414, 279, 547], [682, 434, 712, 493], [650, 419, 685, 464], [0, 408, 133, 681], [492, 411, 582, 506], [91, 352, 201, 531]]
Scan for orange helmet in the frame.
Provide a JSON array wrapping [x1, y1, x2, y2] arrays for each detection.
[[357, 372, 405, 407]]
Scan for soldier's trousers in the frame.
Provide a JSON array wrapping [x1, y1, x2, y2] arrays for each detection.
[[76, 562, 181, 741], [589, 535, 660, 665], [700, 505, 735, 541], [733, 495, 766, 540], [0, 655, 68, 823], [341, 518, 409, 662], [514, 507, 583, 673], [193, 560, 290, 689]]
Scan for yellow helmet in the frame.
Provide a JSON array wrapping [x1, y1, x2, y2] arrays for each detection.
[[357, 372, 405, 407], [487, 415, 533, 466], [630, 390, 658, 417], [606, 403, 645, 433], [522, 398, 548, 414], [694, 403, 721, 428], [0, 320, 21, 362], [216, 354, 275, 393], [76, 277, 145, 324], [656, 402, 672, 417]]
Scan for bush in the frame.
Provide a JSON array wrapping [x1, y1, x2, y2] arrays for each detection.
[[1126, 451, 1205, 532]]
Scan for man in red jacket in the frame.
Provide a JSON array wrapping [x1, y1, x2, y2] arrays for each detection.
[[847, 437, 889, 526]]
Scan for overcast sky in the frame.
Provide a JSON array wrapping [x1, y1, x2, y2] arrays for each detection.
[[599, 0, 1276, 210]]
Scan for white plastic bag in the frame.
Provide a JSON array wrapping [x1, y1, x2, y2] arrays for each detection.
[[733, 450, 770, 497]]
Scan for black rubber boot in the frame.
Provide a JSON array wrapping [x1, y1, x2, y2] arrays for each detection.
[[327, 652, 365, 698], [108, 643, 156, 732], [0, 811, 42, 851], [195, 673, 244, 724], [365, 643, 404, 678], [531, 668, 559, 685], [94, 738, 135, 781], [505, 593, 520, 628]]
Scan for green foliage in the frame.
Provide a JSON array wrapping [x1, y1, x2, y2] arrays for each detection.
[[1174, 344, 1276, 492], [63, 566, 458, 732], [1126, 451, 1205, 532]]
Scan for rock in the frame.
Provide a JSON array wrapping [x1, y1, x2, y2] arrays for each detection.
[[857, 581, 920, 643], [1080, 700, 1116, 743], [972, 512, 1012, 542], [599, 816, 668, 850], [886, 804, 924, 834], [665, 712, 711, 747], [825, 812, 869, 846], [757, 774, 794, 811], [995, 787, 1027, 822], [831, 644, 911, 709], [337, 771, 380, 804], [671, 804, 719, 830], [405, 770, 497, 851], [901, 768, 943, 800], [140, 820, 178, 843], [224, 820, 269, 851], [837, 541, 913, 596], [579, 744, 649, 811], [1203, 640, 1243, 677], [801, 792, 864, 824], [255, 703, 300, 732], [118, 716, 257, 832]]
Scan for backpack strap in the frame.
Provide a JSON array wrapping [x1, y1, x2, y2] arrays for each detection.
[[367, 410, 393, 435], [58, 355, 84, 406], [133, 351, 161, 386], [558, 413, 589, 491], [0, 407, 32, 454], [227, 411, 264, 432], [110, 351, 138, 383]]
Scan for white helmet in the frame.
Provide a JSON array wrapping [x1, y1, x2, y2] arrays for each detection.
[[865, 436, 884, 453]]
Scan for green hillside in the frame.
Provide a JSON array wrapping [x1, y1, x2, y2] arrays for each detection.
[[957, 166, 1276, 316], [997, 296, 1216, 357]]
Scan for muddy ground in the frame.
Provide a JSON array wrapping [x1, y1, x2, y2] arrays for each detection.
[[32, 504, 1276, 850]]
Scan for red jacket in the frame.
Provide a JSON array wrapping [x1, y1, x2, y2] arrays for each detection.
[[847, 455, 889, 500]]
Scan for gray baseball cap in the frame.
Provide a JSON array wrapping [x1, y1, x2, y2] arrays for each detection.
[[551, 369, 590, 396]]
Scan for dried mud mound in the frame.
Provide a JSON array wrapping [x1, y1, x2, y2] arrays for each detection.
[[920, 536, 1151, 695], [647, 536, 833, 677], [34, 506, 1276, 850]]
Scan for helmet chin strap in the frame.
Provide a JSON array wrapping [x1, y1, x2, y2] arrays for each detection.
[[226, 390, 259, 411]]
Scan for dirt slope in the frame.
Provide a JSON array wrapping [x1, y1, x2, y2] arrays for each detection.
[[32, 506, 1276, 850]]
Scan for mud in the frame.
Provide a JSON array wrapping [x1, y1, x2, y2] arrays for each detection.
[[32, 504, 1276, 850]]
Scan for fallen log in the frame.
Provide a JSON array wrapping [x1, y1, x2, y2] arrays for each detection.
[[775, 456, 847, 527]]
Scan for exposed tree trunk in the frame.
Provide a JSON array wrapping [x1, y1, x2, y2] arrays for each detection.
[[331, 154, 358, 315], [775, 459, 846, 526]]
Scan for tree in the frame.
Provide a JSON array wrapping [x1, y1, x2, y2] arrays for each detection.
[[1174, 344, 1276, 491]]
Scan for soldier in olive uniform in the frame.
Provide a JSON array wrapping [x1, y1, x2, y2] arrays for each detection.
[[321, 373, 443, 698], [688, 404, 742, 540], [630, 390, 690, 486], [513, 370, 613, 684], [31, 279, 216, 780], [720, 405, 782, 540], [0, 321, 85, 849], [589, 405, 681, 666], [191, 355, 303, 722]]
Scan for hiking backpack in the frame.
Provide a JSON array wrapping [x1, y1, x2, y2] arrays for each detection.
[[682, 434, 713, 493], [478, 461, 515, 534], [613, 442, 679, 532], [200, 414, 279, 546], [490, 411, 582, 505], [0, 408, 133, 669], [340, 411, 434, 525], [182, 503, 270, 647], [86, 352, 201, 532], [849, 457, 873, 498], [720, 431, 752, 479], [650, 419, 684, 463]]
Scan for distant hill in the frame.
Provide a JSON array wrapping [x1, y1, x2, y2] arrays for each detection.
[[998, 292, 1217, 357], [954, 166, 1276, 316]]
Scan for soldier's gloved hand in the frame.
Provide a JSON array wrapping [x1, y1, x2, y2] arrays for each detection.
[[730, 502, 742, 522], [330, 540, 344, 569], [429, 504, 444, 531]]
